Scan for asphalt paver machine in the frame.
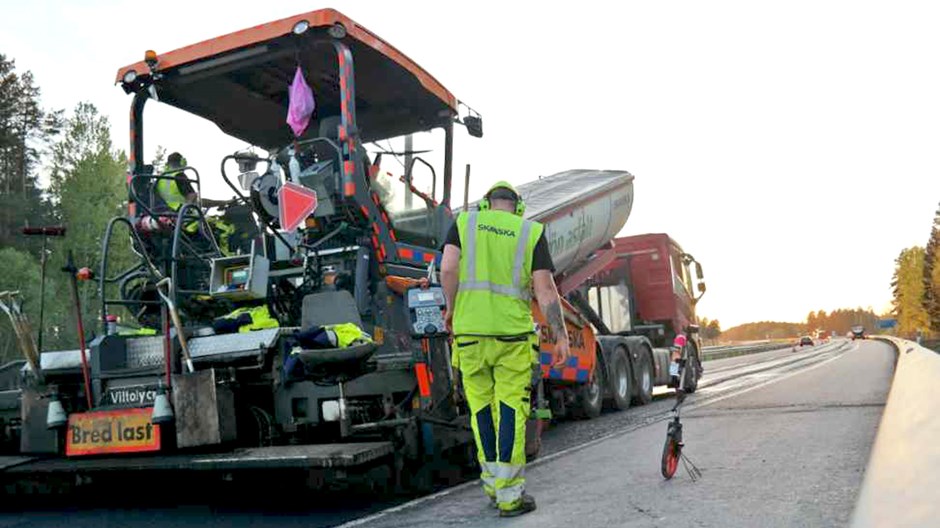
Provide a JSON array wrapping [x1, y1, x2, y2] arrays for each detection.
[[8, 9, 483, 488]]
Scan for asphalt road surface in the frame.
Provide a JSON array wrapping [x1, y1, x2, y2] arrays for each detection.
[[0, 339, 894, 528]]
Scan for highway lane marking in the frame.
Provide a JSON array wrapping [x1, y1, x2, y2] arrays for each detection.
[[688, 401, 886, 419], [684, 349, 846, 412], [334, 346, 849, 528], [699, 343, 844, 390], [704, 344, 832, 375]]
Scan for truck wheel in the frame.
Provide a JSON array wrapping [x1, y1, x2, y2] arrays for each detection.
[[575, 374, 603, 419], [606, 348, 632, 411], [572, 356, 603, 419], [632, 348, 654, 406]]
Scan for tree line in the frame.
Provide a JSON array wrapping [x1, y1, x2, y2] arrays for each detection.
[[721, 321, 807, 342], [805, 308, 880, 335], [890, 203, 940, 339], [720, 307, 881, 342], [0, 54, 130, 363], [695, 316, 722, 344]]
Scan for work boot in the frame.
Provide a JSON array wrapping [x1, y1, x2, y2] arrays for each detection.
[[499, 494, 537, 517]]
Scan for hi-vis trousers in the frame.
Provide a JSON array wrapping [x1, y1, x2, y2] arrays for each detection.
[[454, 334, 538, 511]]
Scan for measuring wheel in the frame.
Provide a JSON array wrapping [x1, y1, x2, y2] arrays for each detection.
[[660, 328, 703, 482], [660, 418, 682, 479]]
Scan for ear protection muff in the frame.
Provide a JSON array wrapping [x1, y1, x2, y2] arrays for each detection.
[[514, 196, 526, 217], [480, 183, 526, 216]]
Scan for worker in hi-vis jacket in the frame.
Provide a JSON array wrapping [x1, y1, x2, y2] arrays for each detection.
[[441, 180, 570, 517]]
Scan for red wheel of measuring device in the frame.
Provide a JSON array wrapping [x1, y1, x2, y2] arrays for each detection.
[[661, 436, 680, 479]]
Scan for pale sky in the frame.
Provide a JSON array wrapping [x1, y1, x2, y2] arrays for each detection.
[[3, 0, 939, 327]]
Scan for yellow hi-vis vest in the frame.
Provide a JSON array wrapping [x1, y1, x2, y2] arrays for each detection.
[[157, 169, 202, 235], [156, 170, 187, 211], [454, 210, 543, 336], [221, 305, 280, 333]]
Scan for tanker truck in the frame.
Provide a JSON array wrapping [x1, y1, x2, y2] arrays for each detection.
[[513, 170, 707, 420]]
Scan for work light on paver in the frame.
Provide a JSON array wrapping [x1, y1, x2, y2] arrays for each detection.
[[292, 20, 309, 35]]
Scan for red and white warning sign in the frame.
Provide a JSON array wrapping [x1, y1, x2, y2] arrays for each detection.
[[278, 182, 318, 231]]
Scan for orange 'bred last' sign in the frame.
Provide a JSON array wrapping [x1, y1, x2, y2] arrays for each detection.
[[66, 408, 161, 456]]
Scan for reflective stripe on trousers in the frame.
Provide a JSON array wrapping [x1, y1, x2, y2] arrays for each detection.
[[480, 462, 496, 498], [481, 462, 524, 506], [496, 480, 525, 508], [493, 461, 525, 508]]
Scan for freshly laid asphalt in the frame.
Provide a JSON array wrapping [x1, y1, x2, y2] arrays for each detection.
[[343, 339, 894, 528]]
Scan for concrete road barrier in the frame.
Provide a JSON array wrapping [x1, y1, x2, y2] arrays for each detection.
[[850, 336, 940, 528]]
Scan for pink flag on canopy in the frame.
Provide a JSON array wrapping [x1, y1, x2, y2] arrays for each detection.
[[286, 66, 315, 137]]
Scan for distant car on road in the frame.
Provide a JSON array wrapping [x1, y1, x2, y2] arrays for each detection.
[[851, 326, 866, 340], [799, 336, 814, 347]]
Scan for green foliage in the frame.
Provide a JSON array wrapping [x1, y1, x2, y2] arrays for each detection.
[[152, 145, 166, 174], [0, 55, 72, 363], [0, 96, 132, 361], [0, 248, 42, 362], [0, 54, 62, 254], [1, 245, 89, 359], [49, 102, 130, 271], [924, 202, 940, 331], [46, 102, 133, 339], [891, 246, 931, 337]]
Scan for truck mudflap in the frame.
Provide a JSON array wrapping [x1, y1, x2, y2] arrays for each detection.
[[2, 442, 393, 474]]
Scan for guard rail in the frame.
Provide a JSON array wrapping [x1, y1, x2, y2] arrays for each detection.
[[702, 341, 792, 360], [850, 336, 940, 528]]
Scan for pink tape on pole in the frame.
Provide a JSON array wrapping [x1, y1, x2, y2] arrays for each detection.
[[286, 66, 315, 137]]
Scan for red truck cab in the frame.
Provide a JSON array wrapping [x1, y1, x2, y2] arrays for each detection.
[[589, 233, 705, 347]]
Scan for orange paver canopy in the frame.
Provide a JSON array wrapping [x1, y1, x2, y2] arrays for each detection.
[[116, 8, 458, 147]]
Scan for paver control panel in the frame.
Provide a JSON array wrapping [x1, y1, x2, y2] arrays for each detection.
[[406, 287, 448, 337]]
